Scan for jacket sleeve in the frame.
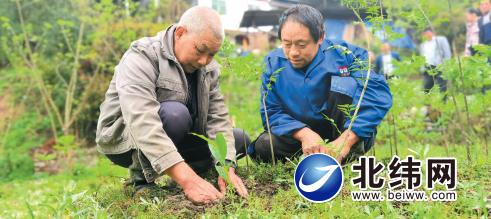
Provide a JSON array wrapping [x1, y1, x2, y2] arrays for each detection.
[[260, 56, 307, 137], [441, 37, 452, 60], [479, 19, 484, 44], [393, 52, 401, 61], [342, 44, 393, 140], [115, 43, 184, 175], [205, 68, 236, 162], [374, 55, 382, 74]]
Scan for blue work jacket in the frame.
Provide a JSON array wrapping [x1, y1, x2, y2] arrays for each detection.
[[260, 39, 392, 142]]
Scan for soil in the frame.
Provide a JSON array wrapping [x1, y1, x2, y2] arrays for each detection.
[[122, 175, 292, 216]]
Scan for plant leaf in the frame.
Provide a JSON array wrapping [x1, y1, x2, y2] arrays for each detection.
[[216, 165, 230, 183], [192, 132, 228, 166], [214, 133, 227, 164]]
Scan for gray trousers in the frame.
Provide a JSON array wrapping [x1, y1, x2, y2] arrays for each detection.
[[106, 101, 250, 185]]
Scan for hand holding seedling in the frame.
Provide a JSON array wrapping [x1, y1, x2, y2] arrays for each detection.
[[217, 167, 248, 198], [328, 129, 360, 163], [165, 162, 224, 204], [193, 133, 249, 200], [293, 127, 327, 155], [294, 127, 359, 164]]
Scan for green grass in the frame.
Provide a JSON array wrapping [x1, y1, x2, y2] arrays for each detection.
[[0, 66, 490, 218], [0, 142, 489, 218]]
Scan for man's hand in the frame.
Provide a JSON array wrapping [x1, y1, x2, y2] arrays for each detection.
[[293, 127, 359, 162], [165, 162, 223, 204], [293, 127, 326, 155], [217, 167, 248, 198], [329, 129, 359, 163]]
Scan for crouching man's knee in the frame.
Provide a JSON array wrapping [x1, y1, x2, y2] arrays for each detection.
[[158, 101, 192, 144], [233, 128, 251, 160]]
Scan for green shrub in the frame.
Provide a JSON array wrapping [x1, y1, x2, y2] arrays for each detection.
[[0, 111, 49, 181]]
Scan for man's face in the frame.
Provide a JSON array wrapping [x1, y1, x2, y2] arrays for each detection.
[[381, 44, 391, 54], [466, 12, 478, 23], [422, 31, 433, 41], [481, 1, 490, 14], [280, 21, 323, 69], [174, 26, 221, 73], [368, 51, 376, 64]]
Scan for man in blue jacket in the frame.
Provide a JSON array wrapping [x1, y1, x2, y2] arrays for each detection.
[[375, 43, 401, 79], [479, 0, 491, 46], [239, 5, 392, 164], [478, 0, 491, 63]]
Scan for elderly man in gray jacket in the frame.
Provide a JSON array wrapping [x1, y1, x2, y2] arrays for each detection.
[[96, 6, 249, 204]]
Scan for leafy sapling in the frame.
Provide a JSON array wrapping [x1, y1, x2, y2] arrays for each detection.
[[321, 104, 356, 156], [192, 133, 231, 184], [261, 67, 285, 165]]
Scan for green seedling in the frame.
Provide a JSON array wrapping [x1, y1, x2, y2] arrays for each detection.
[[192, 132, 231, 183]]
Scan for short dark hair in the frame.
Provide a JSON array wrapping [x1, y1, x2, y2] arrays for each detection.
[[468, 8, 481, 16], [423, 27, 433, 33], [234, 34, 249, 45], [278, 4, 325, 42]]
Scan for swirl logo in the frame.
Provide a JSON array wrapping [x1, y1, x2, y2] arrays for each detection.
[[294, 153, 344, 203]]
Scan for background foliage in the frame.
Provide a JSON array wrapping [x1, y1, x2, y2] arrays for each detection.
[[0, 0, 490, 217]]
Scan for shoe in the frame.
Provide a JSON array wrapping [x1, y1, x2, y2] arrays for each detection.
[[161, 178, 178, 190], [133, 182, 161, 197]]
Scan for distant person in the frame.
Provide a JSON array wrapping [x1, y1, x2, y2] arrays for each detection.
[[268, 35, 279, 50], [419, 28, 451, 94], [375, 43, 401, 79], [478, 0, 491, 63], [368, 50, 376, 66], [479, 0, 491, 45], [478, 0, 491, 90], [465, 9, 481, 56], [235, 34, 251, 56]]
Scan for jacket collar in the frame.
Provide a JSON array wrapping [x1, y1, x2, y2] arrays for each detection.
[[160, 25, 177, 61], [160, 25, 219, 74]]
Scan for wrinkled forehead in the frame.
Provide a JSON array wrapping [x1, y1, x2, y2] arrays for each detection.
[[190, 31, 222, 51], [280, 21, 313, 41], [188, 27, 220, 39]]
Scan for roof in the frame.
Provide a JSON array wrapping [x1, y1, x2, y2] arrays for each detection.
[[240, 0, 385, 27], [239, 10, 284, 28]]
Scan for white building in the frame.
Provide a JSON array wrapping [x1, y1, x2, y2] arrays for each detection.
[[197, 0, 273, 31]]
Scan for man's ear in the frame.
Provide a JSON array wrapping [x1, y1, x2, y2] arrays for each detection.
[[175, 26, 187, 40], [317, 32, 325, 45]]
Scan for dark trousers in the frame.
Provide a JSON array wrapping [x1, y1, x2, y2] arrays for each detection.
[[245, 131, 372, 165], [423, 65, 447, 94], [106, 101, 250, 185]]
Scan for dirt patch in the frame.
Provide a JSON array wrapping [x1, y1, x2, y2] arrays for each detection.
[[101, 163, 297, 217], [112, 174, 291, 217], [244, 178, 290, 197], [30, 138, 100, 174], [30, 138, 60, 174]]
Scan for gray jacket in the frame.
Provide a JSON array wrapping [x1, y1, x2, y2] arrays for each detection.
[[95, 25, 236, 180]]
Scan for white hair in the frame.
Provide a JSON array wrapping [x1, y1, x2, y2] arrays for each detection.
[[177, 6, 224, 41]]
